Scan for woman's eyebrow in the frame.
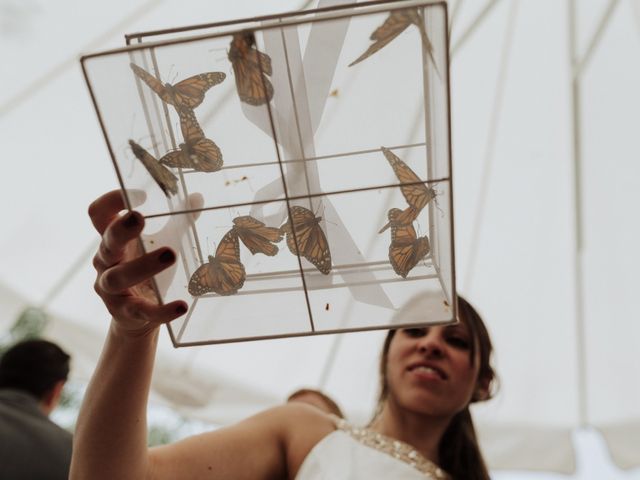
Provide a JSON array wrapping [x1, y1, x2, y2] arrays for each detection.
[[445, 324, 470, 335]]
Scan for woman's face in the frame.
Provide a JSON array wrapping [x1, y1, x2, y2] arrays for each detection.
[[385, 324, 481, 418]]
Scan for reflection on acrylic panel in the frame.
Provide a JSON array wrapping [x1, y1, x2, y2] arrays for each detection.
[[81, 0, 454, 344]]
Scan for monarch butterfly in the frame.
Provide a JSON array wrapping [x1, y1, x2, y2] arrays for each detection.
[[129, 140, 178, 197], [159, 108, 223, 172], [388, 212, 431, 278], [130, 63, 225, 111], [348, 8, 438, 72], [378, 146, 436, 233], [280, 206, 332, 275], [232, 215, 283, 256], [228, 32, 274, 106], [188, 230, 246, 296]]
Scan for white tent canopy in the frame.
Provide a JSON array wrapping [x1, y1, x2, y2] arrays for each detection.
[[1, 0, 639, 476]]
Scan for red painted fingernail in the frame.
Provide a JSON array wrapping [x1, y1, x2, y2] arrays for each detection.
[[176, 305, 187, 315], [123, 212, 141, 228], [158, 250, 175, 263]]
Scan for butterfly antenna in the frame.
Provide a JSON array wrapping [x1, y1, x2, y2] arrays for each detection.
[[123, 142, 137, 177], [431, 187, 443, 216]]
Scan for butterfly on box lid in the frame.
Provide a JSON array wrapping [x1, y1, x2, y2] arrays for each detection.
[[232, 215, 283, 257], [129, 140, 178, 197], [378, 146, 437, 234], [228, 32, 274, 106], [388, 211, 431, 278], [349, 8, 439, 74], [130, 63, 226, 111], [159, 108, 223, 173], [280, 205, 332, 275], [188, 230, 246, 296]]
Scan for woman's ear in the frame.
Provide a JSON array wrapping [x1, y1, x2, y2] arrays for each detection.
[[472, 375, 492, 402]]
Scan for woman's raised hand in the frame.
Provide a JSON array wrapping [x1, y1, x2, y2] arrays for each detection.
[[88, 190, 188, 337]]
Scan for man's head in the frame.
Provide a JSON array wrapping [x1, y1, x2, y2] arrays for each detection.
[[0, 339, 70, 415], [287, 388, 344, 418]]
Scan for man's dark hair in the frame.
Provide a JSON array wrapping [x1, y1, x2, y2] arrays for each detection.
[[0, 339, 70, 399]]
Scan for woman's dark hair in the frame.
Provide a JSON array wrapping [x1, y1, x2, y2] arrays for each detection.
[[376, 295, 496, 480], [0, 339, 70, 400]]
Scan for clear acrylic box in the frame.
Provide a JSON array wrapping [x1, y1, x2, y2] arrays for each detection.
[[81, 0, 457, 345]]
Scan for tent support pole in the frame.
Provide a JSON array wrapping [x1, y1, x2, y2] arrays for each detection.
[[575, 0, 621, 76], [450, 0, 503, 58], [568, 0, 588, 429], [462, 0, 518, 292]]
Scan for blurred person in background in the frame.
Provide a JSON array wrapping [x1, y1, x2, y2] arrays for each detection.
[[287, 388, 344, 418], [0, 338, 73, 480]]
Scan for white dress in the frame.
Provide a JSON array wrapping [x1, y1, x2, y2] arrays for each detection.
[[295, 416, 451, 480]]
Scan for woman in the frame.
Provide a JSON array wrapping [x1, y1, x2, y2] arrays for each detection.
[[70, 190, 496, 480]]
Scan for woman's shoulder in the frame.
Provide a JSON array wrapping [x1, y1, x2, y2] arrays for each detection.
[[265, 403, 338, 446], [263, 404, 338, 478]]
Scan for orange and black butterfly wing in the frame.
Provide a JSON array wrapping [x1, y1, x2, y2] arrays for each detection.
[[131, 63, 225, 110], [130, 64, 173, 104], [381, 147, 435, 211], [389, 223, 416, 278], [188, 257, 218, 296], [282, 220, 298, 255], [233, 216, 282, 256], [188, 231, 245, 296], [129, 140, 178, 197], [188, 138, 223, 172], [178, 107, 205, 142], [229, 34, 274, 106], [286, 206, 332, 275], [158, 150, 187, 170], [255, 49, 273, 76], [379, 206, 415, 234], [173, 72, 226, 109], [213, 230, 246, 295], [301, 223, 332, 275], [349, 11, 412, 67], [389, 223, 430, 278], [160, 109, 223, 172], [158, 109, 193, 169]]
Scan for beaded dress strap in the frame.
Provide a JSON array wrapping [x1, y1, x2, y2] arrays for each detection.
[[327, 415, 451, 479]]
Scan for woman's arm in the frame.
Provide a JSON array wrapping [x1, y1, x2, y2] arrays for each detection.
[[70, 191, 298, 480], [70, 190, 190, 479]]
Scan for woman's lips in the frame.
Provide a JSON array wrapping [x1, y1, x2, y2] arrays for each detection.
[[408, 363, 447, 381]]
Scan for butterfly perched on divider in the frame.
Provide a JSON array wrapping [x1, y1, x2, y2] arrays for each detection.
[[130, 63, 226, 111], [232, 215, 283, 257], [158, 108, 223, 172], [280, 206, 332, 275], [348, 8, 438, 73], [188, 230, 246, 296], [228, 32, 274, 106], [129, 140, 178, 197], [378, 146, 436, 234], [388, 212, 431, 278]]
